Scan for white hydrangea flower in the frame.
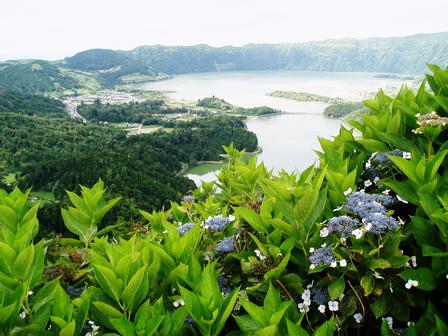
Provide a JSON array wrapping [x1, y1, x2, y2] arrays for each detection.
[[309, 247, 315, 253], [320, 227, 330, 237], [333, 205, 343, 212], [228, 214, 236, 222], [403, 152, 412, 159], [352, 229, 364, 239], [318, 304, 326, 314], [19, 311, 26, 319], [353, 313, 363, 323], [372, 271, 384, 279], [405, 279, 419, 289], [328, 301, 339, 311], [383, 316, 393, 329], [298, 303, 310, 313], [365, 160, 371, 169], [254, 249, 267, 261], [27, 290, 33, 296], [173, 298, 185, 307], [343, 187, 352, 196], [365, 223, 372, 231], [330, 261, 337, 268], [309, 264, 316, 270], [339, 259, 347, 267], [364, 180, 372, 187], [382, 189, 391, 195], [411, 256, 417, 267]]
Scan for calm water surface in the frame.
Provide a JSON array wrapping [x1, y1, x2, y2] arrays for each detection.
[[141, 71, 408, 184]]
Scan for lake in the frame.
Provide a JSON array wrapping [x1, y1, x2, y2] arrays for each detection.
[[140, 71, 409, 184]]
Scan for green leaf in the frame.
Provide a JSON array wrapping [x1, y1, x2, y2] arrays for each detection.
[[371, 296, 390, 318], [92, 301, 125, 319], [13, 244, 34, 280], [59, 320, 76, 336], [121, 265, 148, 313], [398, 268, 436, 291], [286, 320, 309, 336], [360, 274, 374, 296], [328, 277, 345, 300], [110, 318, 136, 336], [313, 316, 335, 336], [366, 259, 390, 269], [240, 299, 269, 327]]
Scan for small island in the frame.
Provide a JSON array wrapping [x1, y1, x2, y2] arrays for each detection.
[[267, 90, 368, 119], [267, 90, 343, 104], [197, 96, 280, 116]]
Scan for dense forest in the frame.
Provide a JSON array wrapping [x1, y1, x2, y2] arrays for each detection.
[[77, 99, 168, 123], [0, 89, 66, 116], [65, 32, 448, 79], [0, 106, 257, 230]]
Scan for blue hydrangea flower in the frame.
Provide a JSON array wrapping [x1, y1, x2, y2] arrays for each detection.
[[182, 195, 195, 203], [309, 247, 336, 266], [204, 216, 231, 231], [215, 237, 235, 254], [363, 213, 399, 234], [184, 315, 195, 325], [345, 192, 394, 213], [217, 275, 232, 294], [311, 287, 330, 306], [327, 216, 360, 238], [351, 201, 387, 218], [372, 150, 403, 165], [177, 223, 195, 236]]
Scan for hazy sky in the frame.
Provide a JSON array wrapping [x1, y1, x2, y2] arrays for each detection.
[[1, 0, 447, 60]]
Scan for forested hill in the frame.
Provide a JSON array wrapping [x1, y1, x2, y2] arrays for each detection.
[[65, 32, 448, 75]]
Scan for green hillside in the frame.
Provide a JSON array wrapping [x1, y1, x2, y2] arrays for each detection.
[[0, 60, 79, 94], [66, 32, 448, 76]]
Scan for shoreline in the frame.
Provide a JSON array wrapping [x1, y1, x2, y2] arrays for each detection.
[[178, 146, 263, 176]]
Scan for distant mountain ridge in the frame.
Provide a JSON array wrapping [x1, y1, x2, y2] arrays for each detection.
[[65, 32, 448, 75], [1, 32, 447, 93]]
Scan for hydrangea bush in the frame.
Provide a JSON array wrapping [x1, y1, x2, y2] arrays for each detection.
[[1, 65, 448, 335]]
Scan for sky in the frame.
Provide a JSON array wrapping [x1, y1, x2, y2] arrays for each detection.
[[1, 0, 447, 61]]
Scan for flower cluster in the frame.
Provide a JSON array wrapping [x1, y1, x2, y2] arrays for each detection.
[[362, 213, 399, 235], [325, 216, 360, 238], [202, 215, 235, 231], [345, 192, 395, 212], [309, 247, 336, 268], [214, 237, 235, 254], [177, 222, 195, 236], [413, 111, 448, 134], [351, 201, 386, 219], [371, 150, 409, 166], [298, 283, 341, 314], [311, 287, 330, 306], [182, 195, 195, 203], [217, 275, 232, 295]]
